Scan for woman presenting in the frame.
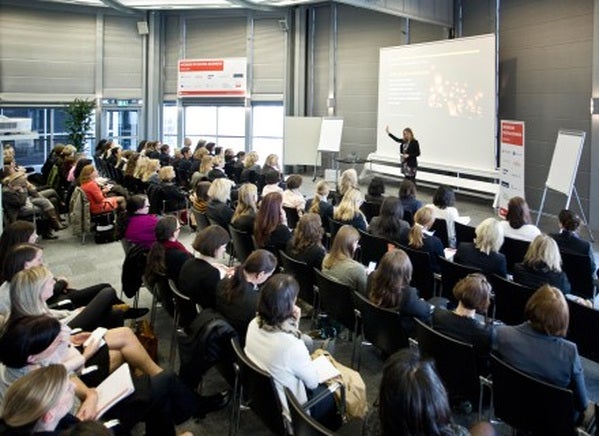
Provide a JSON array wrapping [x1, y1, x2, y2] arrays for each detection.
[[386, 126, 420, 182]]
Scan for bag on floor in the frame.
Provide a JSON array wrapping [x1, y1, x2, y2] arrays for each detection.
[[311, 349, 368, 419], [93, 212, 116, 244], [132, 319, 158, 363]]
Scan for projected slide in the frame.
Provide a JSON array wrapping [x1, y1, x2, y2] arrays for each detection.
[[377, 34, 496, 173]]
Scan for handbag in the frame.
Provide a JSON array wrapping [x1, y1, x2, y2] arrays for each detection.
[[132, 319, 158, 363]]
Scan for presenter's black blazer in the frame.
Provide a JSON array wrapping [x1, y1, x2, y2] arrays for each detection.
[[388, 133, 421, 169]]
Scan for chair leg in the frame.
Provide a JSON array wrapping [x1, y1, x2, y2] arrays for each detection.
[[149, 290, 158, 327], [229, 369, 240, 436], [169, 307, 179, 369]]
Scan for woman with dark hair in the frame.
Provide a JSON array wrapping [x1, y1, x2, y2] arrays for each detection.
[[398, 179, 423, 216], [426, 185, 466, 248], [158, 166, 187, 213], [282, 174, 306, 211], [286, 213, 326, 271], [550, 209, 596, 274], [191, 180, 211, 213], [385, 126, 421, 182], [322, 225, 367, 296], [368, 250, 432, 336], [0, 221, 37, 280], [216, 249, 277, 338], [123, 194, 159, 249], [364, 348, 468, 436], [365, 177, 386, 205], [178, 225, 231, 310], [368, 196, 410, 243], [493, 285, 591, 425], [400, 206, 445, 273], [501, 196, 541, 242], [145, 216, 191, 286], [245, 274, 339, 427], [254, 192, 292, 253]]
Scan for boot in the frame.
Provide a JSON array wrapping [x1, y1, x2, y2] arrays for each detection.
[[47, 209, 67, 231]]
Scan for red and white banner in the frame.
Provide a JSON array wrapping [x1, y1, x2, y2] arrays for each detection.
[[498, 120, 525, 217], [177, 58, 247, 98]]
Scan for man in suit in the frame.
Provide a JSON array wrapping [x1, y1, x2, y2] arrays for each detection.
[[550, 209, 596, 277]]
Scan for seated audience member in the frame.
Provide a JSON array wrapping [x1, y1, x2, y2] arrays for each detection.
[[365, 177, 386, 205], [286, 213, 327, 271], [123, 194, 159, 249], [0, 221, 38, 281], [176, 146, 193, 187], [337, 168, 358, 199], [368, 249, 433, 336], [513, 234, 571, 294], [363, 348, 469, 436], [145, 216, 191, 286], [426, 185, 464, 248], [305, 180, 334, 230], [454, 218, 507, 277], [501, 196, 541, 242], [0, 365, 77, 434], [190, 155, 214, 188], [432, 274, 493, 373], [322, 225, 367, 296], [206, 178, 234, 231], [159, 143, 173, 167], [158, 166, 187, 213], [179, 225, 231, 309], [191, 180, 211, 214], [282, 174, 306, 212], [207, 155, 227, 182], [493, 285, 592, 426], [333, 189, 368, 231], [368, 196, 410, 243], [551, 209, 597, 275], [254, 192, 292, 254], [231, 183, 258, 233], [245, 274, 339, 428], [223, 148, 237, 180], [78, 165, 126, 215], [400, 206, 445, 273], [141, 159, 160, 185], [261, 169, 284, 197], [240, 151, 261, 183], [262, 153, 281, 175], [398, 179, 423, 217], [215, 249, 277, 339]]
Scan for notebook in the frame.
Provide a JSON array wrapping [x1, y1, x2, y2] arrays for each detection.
[[95, 363, 135, 418]]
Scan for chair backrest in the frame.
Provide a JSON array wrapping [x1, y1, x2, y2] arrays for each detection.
[[360, 201, 380, 223], [561, 250, 595, 300], [415, 319, 480, 405], [499, 236, 530, 273], [229, 225, 256, 263], [283, 206, 300, 230], [490, 353, 576, 435], [438, 257, 483, 304], [357, 229, 391, 267], [191, 207, 211, 232], [566, 298, 599, 363], [314, 269, 356, 332], [279, 251, 316, 306], [455, 221, 476, 246], [230, 339, 287, 435], [400, 244, 435, 300], [352, 291, 409, 357], [488, 274, 535, 325], [402, 209, 414, 226], [328, 218, 344, 241], [285, 387, 334, 436], [430, 218, 449, 248]]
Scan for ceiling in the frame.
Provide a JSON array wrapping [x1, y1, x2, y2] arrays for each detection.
[[38, 0, 315, 9]]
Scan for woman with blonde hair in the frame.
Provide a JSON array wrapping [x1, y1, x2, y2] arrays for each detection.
[[134, 155, 148, 180], [368, 249, 432, 335], [513, 234, 571, 294], [190, 155, 213, 187], [157, 166, 187, 214], [337, 169, 358, 198], [306, 180, 334, 228], [141, 159, 160, 184], [240, 151, 261, 183], [401, 206, 444, 273], [286, 213, 326, 271], [206, 178, 234, 230], [322, 225, 367, 295], [333, 188, 367, 231], [231, 183, 258, 232], [0, 364, 74, 434], [207, 155, 227, 181], [263, 153, 281, 174], [454, 217, 507, 277]]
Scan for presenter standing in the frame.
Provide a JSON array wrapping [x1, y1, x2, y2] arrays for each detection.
[[386, 126, 420, 182]]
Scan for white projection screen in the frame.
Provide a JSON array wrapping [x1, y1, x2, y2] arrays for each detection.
[[377, 34, 497, 173]]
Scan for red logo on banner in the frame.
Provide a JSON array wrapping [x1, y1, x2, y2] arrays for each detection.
[[179, 60, 224, 72], [501, 122, 524, 146]]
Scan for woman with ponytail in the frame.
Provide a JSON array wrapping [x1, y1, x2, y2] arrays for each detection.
[[144, 216, 190, 286], [400, 206, 445, 273]]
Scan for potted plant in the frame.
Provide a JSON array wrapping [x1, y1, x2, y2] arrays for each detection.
[[65, 98, 95, 152]]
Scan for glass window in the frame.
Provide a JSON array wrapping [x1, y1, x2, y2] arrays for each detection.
[[252, 104, 284, 165], [184, 105, 246, 151], [103, 109, 139, 150], [163, 104, 178, 148], [186, 106, 217, 136], [217, 107, 246, 137]]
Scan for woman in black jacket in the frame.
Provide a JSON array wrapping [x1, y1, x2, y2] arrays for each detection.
[[385, 126, 421, 181]]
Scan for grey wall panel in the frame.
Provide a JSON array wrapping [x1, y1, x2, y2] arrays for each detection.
[[409, 17, 447, 43], [103, 16, 143, 98], [461, 0, 495, 36], [163, 15, 181, 98], [0, 5, 96, 96], [253, 18, 287, 95], [185, 17, 246, 59], [312, 5, 331, 117]]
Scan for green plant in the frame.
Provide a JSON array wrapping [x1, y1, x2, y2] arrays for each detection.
[[65, 98, 95, 152]]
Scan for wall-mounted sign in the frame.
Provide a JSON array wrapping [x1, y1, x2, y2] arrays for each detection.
[[177, 58, 247, 98]]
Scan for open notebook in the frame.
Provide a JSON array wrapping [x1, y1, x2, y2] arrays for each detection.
[[95, 363, 135, 418]]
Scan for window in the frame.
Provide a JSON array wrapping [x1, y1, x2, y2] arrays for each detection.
[[184, 105, 246, 152], [162, 103, 178, 148], [103, 109, 139, 150], [252, 104, 284, 165]]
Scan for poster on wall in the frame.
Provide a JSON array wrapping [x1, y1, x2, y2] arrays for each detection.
[[498, 120, 525, 217], [178, 58, 247, 97]]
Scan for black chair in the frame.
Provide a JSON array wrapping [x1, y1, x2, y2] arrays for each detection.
[[455, 221, 476, 246], [230, 338, 287, 436], [438, 257, 483, 305], [229, 225, 256, 263], [415, 319, 482, 414], [488, 274, 535, 325], [352, 292, 409, 367], [314, 269, 356, 337], [489, 353, 578, 435], [402, 209, 414, 226], [561, 250, 597, 300], [499, 236, 530, 273], [357, 229, 391, 267], [400, 244, 436, 300], [279, 250, 318, 312], [328, 218, 345, 241], [191, 206, 210, 232], [283, 206, 301, 230], [430, 218, 449, 248], [360, 201, 380, 223], [567, 298, 599, 363]]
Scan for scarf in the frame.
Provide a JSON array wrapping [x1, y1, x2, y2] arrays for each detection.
[[163, 239, 189, 254], [257, 316, 302, 339]]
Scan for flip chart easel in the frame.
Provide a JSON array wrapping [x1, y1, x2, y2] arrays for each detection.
[[313, 118, 343, 182]]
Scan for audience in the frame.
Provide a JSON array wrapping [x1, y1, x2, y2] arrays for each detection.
[[261, 170, 284, 197], [282, 174, 306, 211], [333, 189, 368, 231], [401, 206, 445, 273], [286, 213, 326, 271], [0, 220, 38, 281], [145, 216, 191, 286], [426, 185, 463, 248], [337, 168, 358, 199], [551, 209, 596, 275], [231, 183, 258, 233], [501, 196, 541, 242], [79, 164, 125, 215], [206, 178, 234, 230], [322, 225, 367, 296], [368, 196, 410, 243], [191, 180, 211, 213], [365, 177, 386, 205], [253, 192, 292, 254], [123, 194, 159, 249], [454, 218, 507, 277], [306, 180, 334, 230]]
